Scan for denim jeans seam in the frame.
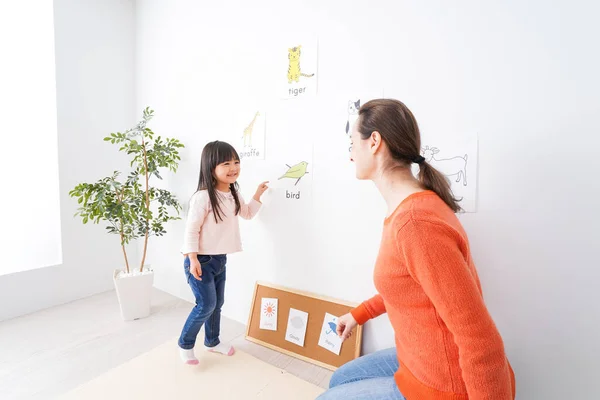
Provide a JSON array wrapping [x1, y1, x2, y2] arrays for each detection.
[[207, 267, 220, 347], [207, 317, 217, 347]]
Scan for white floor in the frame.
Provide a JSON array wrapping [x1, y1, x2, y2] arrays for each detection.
[[0, 289, 332, 399]]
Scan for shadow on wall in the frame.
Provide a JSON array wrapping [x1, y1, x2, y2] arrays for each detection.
[[360, 316, 396, 355], [256, 193, 318, 291]]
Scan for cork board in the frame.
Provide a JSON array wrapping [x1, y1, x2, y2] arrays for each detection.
[[245, 281, 363, 371]]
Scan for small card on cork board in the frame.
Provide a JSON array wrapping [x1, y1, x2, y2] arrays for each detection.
[[245, 281, 363, 371]]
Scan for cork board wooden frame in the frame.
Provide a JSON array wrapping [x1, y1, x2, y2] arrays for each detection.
[[245, 281, 363, 371]]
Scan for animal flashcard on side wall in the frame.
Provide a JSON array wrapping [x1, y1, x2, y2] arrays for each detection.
[[346, 99, 360, 140], [233, 110, 266, 160], [422, 146, 468, 186], [318, 313, 343, 355], [259, 298, 278, 331], [419, 135, 478, 212], [279, 37, 318, 99], [285, 308, 309, 347], [340, 92, 383, 158]]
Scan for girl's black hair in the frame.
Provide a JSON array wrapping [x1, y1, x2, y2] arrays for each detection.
[[196, 140, 241, 223]]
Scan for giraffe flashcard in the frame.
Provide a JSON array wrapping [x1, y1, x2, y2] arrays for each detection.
[[234, 110, 266, 160]]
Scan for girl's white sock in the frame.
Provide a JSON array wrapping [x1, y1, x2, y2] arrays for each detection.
[[179, 348, 199, 365], [205, 343, 235, 356]]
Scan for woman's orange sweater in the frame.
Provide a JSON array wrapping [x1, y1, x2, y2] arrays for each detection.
[[351, 191, 515, 399]]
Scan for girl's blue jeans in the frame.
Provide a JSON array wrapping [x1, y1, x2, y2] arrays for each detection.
[[178, 254, 227, 350]]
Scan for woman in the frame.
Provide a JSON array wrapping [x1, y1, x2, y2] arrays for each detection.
[[318, 99, 515, 399]]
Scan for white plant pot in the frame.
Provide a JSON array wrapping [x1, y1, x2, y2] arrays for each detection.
[[113, 267, 154, 321]]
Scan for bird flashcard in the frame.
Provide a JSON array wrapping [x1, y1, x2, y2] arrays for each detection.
[[264, 145, 313, 201], [278, 161, 309, 186]]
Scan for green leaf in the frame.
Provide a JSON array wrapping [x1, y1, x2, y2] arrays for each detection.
[[70, 108, 186, 246]]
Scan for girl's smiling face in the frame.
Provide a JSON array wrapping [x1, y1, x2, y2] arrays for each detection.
[[214, 158, 240, 187]]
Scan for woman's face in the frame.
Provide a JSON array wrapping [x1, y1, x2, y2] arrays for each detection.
[[350, 121, 375, 180]]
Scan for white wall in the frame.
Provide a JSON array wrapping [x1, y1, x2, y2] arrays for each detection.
[[135, 0, 600, 398], [0, 0, 136, 321]]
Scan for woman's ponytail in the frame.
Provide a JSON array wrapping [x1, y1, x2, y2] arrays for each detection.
[[417, 159, 462, 212]]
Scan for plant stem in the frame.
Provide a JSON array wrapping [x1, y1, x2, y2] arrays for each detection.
[[121, 240, 130, 274], [140, 136, 150, 273], [115, 187, 130, 274]]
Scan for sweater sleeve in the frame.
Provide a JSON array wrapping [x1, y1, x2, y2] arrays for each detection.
[[398, 219, 513, 400], [180, 191, 209, 254], [238, 192, 261, 220], [351, 294, 387, 325]]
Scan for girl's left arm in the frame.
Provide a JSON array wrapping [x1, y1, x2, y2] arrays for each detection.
[[239, 182, 268, 220], [238, 192, 262, 220]]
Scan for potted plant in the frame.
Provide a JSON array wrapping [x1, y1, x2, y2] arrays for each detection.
[[69, 107, 184, 320]]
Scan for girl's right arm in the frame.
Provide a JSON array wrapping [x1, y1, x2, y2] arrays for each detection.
[[181, 192, 209, 279]]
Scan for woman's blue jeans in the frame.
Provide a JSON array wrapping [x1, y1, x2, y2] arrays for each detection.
[[317, 348, 406, 399]]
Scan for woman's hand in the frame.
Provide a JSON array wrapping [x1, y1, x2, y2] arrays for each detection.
[[336, 313, 358, 342], [253, 181, 269, 202], [189, 257, 202, 281]]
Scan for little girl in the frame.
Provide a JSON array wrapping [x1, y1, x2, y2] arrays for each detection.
[[178, 140, 268, 365]]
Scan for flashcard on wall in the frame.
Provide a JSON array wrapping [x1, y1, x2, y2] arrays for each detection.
[[418, 134, 479, 212], [279, 36, 318, 100], [234, 110, 266, 161], [259, 298, 278, 331], [264, 142, 314, 204], [341, 91, 383, 154]]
